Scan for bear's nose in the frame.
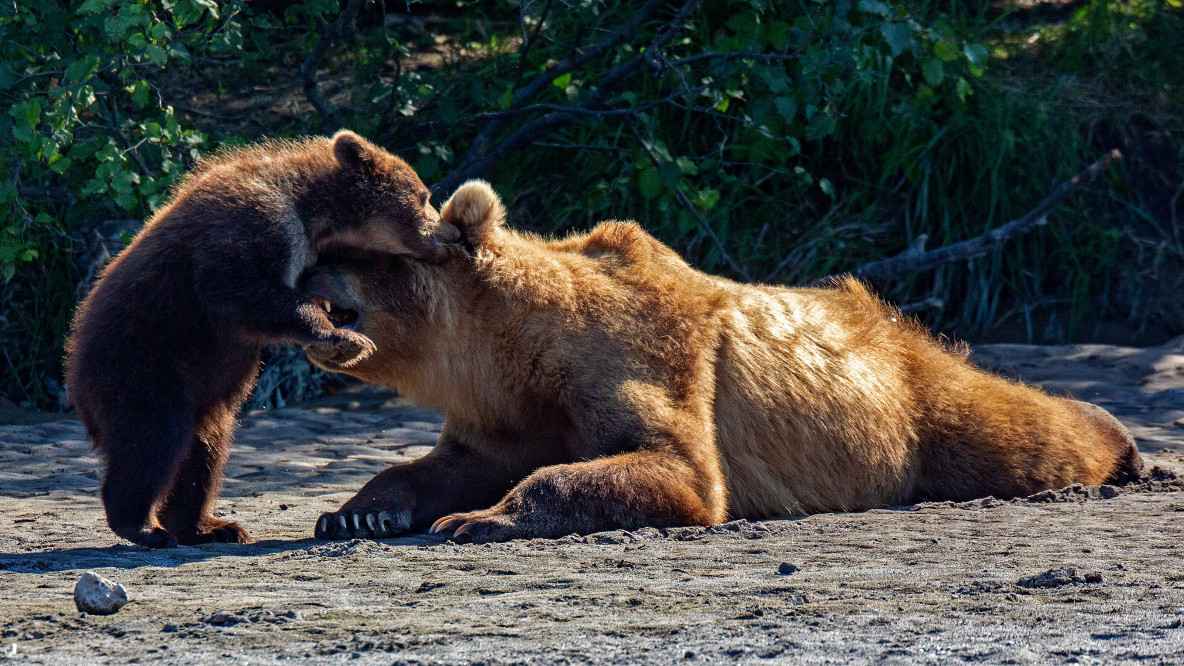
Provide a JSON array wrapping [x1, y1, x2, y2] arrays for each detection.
[[435, 220, 462, 243]]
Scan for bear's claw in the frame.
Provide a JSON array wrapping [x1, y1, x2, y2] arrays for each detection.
[[314, 509, 411, 540], [429, 509, 520, 543]]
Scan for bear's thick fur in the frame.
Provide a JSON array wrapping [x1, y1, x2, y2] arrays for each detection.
[[65, 131, 457, 548], [304, 180, 1143, 543]]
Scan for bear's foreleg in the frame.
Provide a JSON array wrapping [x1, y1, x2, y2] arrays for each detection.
[[198, 271, 375, 365], [314, 438, 518, 540], [430, 450, 719, 543]]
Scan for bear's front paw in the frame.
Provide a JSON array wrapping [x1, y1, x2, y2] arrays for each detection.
[[314, 508, 412, 540], [429, 508, 523, 544], [306, 331, 376, 369]]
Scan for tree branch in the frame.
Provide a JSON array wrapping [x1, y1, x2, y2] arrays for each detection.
[[831, 149, 1122, 283], [513, 0, 553, 90], [457, 84, 709, 124], [436, 0, 700, 198], [631, 124, 753, 282], [300, 0, 365, 133]]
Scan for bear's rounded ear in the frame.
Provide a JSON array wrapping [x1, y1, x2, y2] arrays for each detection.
[[332, 130, 374, 171], [440, 180, 506, 245]]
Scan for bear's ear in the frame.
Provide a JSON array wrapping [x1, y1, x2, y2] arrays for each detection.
[[440, 180, 506, 245], [332, 130, 375, 171]]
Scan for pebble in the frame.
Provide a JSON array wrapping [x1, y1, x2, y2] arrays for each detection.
[[73, 571, 128, 615]]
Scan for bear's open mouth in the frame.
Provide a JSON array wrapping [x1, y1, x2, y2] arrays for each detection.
[[310, 295, 360, 331]]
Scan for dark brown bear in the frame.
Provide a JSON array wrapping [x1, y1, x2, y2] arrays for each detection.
[[303, 180, 1142, 543], [65, 131, 457, 548]]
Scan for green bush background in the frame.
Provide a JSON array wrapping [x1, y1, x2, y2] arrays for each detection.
[[2, 0, 1181, 411]]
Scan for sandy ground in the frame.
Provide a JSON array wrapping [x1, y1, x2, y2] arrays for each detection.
[[1, 339, 1183, 664]]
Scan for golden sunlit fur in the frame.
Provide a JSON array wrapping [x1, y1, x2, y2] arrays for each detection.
[[305, 180, 1142, 542]]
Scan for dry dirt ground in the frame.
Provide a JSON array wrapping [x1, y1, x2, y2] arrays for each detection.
[[2, 339, 1183, 664]]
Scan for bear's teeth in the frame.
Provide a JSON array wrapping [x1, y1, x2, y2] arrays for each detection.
[[324, 301, 331, 313]]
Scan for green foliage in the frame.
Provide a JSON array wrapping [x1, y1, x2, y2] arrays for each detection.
[[0, 0, 240, 408], [1, 0, 1181, 410]]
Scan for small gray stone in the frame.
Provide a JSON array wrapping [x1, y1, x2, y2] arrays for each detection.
[[1018, 567, 1084, 589], [74, 571, 128, 615]]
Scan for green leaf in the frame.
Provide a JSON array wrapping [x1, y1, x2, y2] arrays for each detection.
[[637, 167, 663, 200], [696, 188, 720, 211], [774, 97, 797, 121], [963, 43, 989, 76], [115, 191, 139, 211], [922, 58, 944, 87], [49, 156, 72, 174], [552, 72, 572, 89], [676, 157, 698, 175], [881, 22, 912, 56], [857, 0, 893, 17], [819, 178, 834, 197], [65, 55, 101, 84], [934, 40, 959, 62], [172, 1, 206, 28], [144, 44, 168, 67], [0, 63, 15, 90], [147, 22, 171, 41], [804, 112, 835, 141], [956, 77, 973, 102], [129, 80, 151, 108]]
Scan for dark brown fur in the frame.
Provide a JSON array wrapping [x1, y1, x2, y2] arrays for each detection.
[[304, 181, 1143, 543], [65, 131, 457, 548]]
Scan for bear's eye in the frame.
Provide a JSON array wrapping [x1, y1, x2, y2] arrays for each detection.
[[418, 190, 431, 207]]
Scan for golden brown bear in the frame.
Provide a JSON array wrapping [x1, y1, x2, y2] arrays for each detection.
[[303, 180, 1143, 543]]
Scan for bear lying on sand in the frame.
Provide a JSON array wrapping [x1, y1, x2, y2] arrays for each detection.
[[303, 180, 1143, 543]]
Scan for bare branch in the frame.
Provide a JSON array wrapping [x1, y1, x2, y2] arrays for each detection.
[[631, 124, 753, 283], [449, 0, 675, 183], [899, 298, 944, 314], [830, 150, 1122, 283], [300, 0, 365, 133], [436, 0, 701, 198], [664, 50, 807, 68], [513, 0, 553, 89], [458, 84, 709, 124]]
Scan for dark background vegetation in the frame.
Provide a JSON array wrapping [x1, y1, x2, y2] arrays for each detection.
[[2, 0, 1182, 411]]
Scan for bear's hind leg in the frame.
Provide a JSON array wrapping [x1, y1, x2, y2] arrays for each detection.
[[99, 408, 195, 549], [1070, 400, 1144, 485], [157, 405, 251, 545]]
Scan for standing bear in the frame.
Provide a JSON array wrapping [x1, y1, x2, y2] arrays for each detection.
[[303, 180, 1143, 543], [66, 131, 458, 548]]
